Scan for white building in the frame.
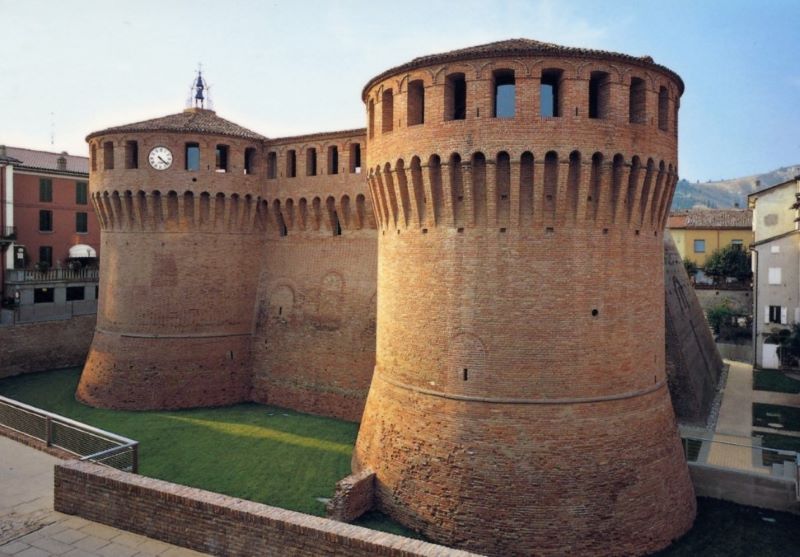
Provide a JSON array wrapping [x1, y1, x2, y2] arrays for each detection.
[[748, 176, 800, 368]]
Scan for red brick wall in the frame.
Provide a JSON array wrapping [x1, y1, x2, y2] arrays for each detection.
[[77, 129, 265, 409], [353, 52, 696, 555], [250, 131, 376, 421], [54, 460, 479, 557], [0, 314, 96, 378]]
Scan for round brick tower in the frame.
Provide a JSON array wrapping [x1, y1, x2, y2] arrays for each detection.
[[353, 39, 695, 555], [77, 106, 266, 409]]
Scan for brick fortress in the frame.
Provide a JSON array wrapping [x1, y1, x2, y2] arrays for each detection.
[[77, 39, 697, 555]]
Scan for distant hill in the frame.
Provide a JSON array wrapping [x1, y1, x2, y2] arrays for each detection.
[[671, 165, 800, 210]]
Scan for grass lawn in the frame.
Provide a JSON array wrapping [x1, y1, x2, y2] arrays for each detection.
[[655, 498, 800, 556], [753, 403, 800, 432], [753, 370, 800, 394], [0, 368, 355, 517]]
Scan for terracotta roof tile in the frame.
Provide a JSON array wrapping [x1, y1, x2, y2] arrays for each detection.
[[3, 146, 88, 175], [86, 108, 265, 142], [362, 38, 683, 100], [668, 209, 752, 229]]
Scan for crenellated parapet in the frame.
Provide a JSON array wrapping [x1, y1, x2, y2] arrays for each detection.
[[92, 190, 264, 234], [368, 151, 677, 234]]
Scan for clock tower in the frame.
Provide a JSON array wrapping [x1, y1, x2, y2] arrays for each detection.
[[77, 88, 268, 410]]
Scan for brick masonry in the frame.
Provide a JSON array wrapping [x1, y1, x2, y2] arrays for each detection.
[[71, 39, 705, 556], [54, 460, 479, 557], [0, 314, 95, 378], [353, 46, 697, 555], [326, 469, 376, 522]]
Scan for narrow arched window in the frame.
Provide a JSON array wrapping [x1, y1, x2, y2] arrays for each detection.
[[658, 87, 669, 131], [382, 89, 394, 133], [267, 151, 277, 179], [306, 148, 317, 176], [103, 141, 114, 170], [349, 143, 362, 174], [407, 80, 425, 125], [368, 100, 375, 139], [185, 143, 200, 171], [629, 78, 646, 124], [286, 149, 296, 178], [589, 71, 610, 119], [444, 73, 467, 121], [244, 147, 256, 175], [541, 69, 562, 117], [327, 145, 339, 175], [493, 69, 515, 118]]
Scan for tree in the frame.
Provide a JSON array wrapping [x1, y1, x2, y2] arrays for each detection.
[[682, 258, 698, 278], [765, 324, 800, 368], [703, 244, 751, 284]]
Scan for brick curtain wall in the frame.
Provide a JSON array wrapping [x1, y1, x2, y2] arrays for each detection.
[[0, 315, 96, 379]]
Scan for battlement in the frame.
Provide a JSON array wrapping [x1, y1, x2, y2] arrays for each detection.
[[368, 150, 676, 234]]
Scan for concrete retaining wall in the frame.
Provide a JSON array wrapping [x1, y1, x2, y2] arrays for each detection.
[[716, 342, 753, 363], [689, 463, 799, 514]]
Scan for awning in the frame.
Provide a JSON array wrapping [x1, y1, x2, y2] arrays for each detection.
[[69, 244, 97, 258]]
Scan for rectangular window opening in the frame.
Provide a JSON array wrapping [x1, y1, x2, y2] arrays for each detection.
[[493, 70, 515, 118], [327, 146, 339, 175], [350, 143, 362, 174], [306, 148, 317, 176], [658, 86, 669, 131], [382, 89, 394, 133], [66, 286, 85, 301], [39, 178, 53, 202], [629, 77, 646, 124], [76, 212, 88, 233], [693, 239, 705, 253], [287, 150, 297, 178], [244, 147, 256, 175], [185, 143, 200, 171], [38, 246, 52, 267], [39, 210, 53, 232], [589, 71, 610, 119], [215, 145, 229, 172], [267, 151, 277, 179], [103, 141, 114, 170], [407, 80, 425, 125], [125, 140, 139, 169], [34, 287, 54, 304], [445, 73, 467, 121], [76, 182, 88, 205], [541, 69, 562, 117]]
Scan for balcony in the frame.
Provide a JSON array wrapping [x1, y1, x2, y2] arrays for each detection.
[[5, 267, 99, 284], [0, 226, 15, 247]]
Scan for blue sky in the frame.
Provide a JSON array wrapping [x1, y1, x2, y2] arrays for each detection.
[[1, 0, 797, 182]]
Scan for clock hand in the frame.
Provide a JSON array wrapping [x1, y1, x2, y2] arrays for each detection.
[[158, 156, 168, 164]]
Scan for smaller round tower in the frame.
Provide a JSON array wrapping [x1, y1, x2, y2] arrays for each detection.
[[77, 82, 268, 409]]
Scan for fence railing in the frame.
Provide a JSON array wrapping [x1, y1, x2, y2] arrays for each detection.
[[0, 226, 15, 239], [5, 267, 99, 283], [680, 431, 799, 497], [0, 395, 138, 472]]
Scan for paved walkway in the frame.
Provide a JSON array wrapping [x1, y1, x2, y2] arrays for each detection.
[[0, 436, 206, 557]]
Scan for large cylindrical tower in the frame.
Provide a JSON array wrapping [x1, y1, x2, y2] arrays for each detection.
[[353, 39, 695, 555], [77, 108, 267, 409]]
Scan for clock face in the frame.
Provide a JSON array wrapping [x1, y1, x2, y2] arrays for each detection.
[[148, 146, 173, 170]]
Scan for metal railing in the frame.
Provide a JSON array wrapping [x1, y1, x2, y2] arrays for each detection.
[[0, 395, 138, 472], [680, 431, 799, 497], [0, 225, 15, 239], [5, 267, 99, 283]]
